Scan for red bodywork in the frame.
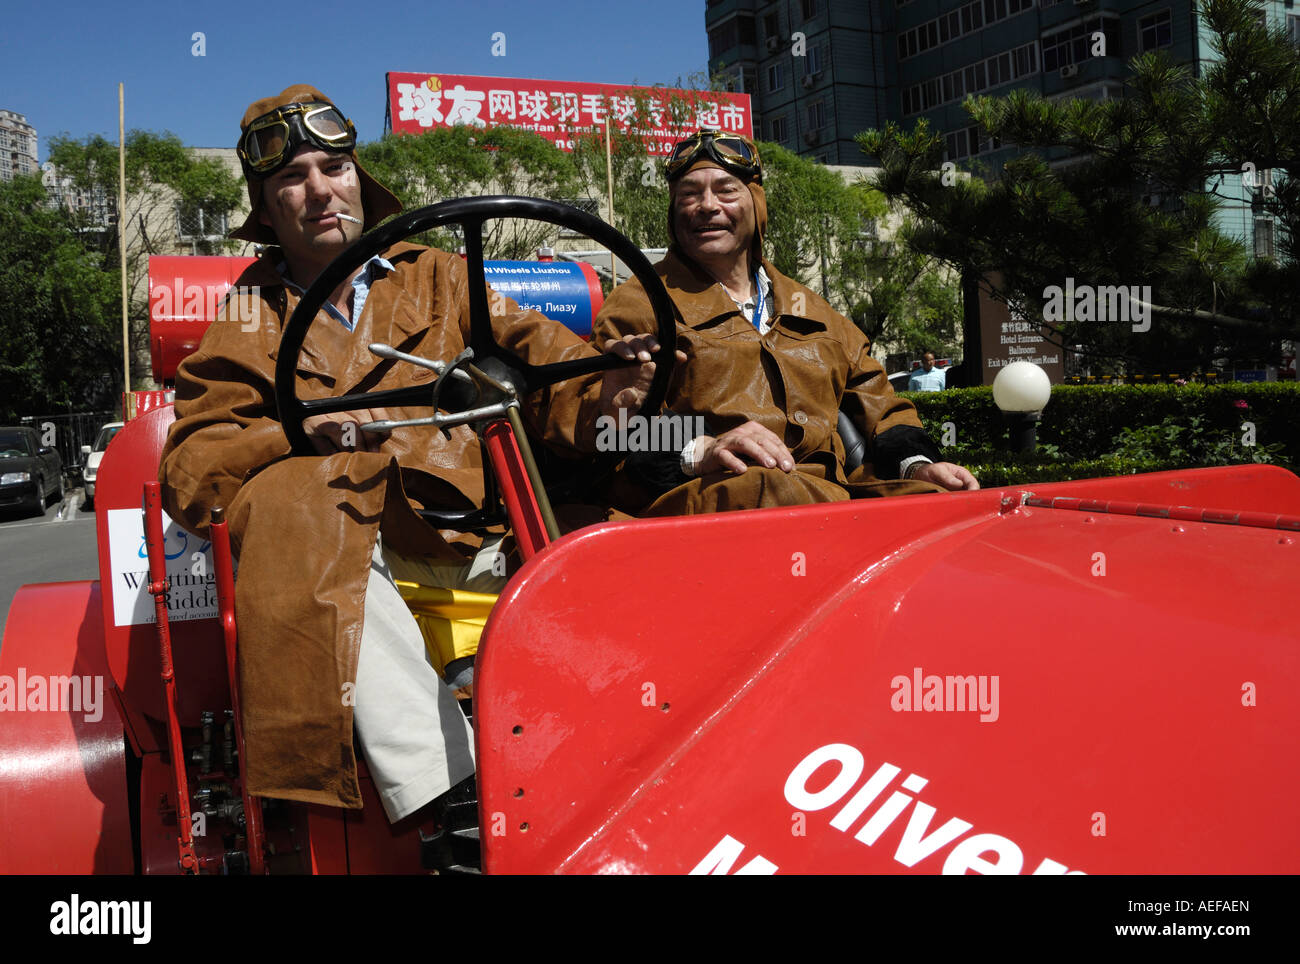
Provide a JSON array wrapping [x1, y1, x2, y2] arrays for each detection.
[[2, 254, 1298, 875], [149, 256, 257, 384], [475, 466, 1300, 873]]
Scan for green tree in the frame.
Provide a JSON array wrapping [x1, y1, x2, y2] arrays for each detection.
[[0, 174, 120, 419], [46, 130, 242, 385], [851, 219, 964, 359], [856, 0, 1299, 373], [570, 98, 674, 251], [759, 142, 963, 359], [357, 125, 583, 259]]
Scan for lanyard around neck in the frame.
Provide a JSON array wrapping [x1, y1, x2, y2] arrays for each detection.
[[747, 272, 764, 330]]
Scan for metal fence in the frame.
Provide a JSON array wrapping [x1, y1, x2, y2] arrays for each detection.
[[18, 411, 118, 477]]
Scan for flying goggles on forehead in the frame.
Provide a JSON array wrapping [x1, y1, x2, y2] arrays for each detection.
[[238, 102, 357, 175], [664, 130, 762, 184]]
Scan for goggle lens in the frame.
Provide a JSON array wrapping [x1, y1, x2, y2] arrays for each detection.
[[665, 130, 761, 182], [240, 103, 355, 174], [712, 136, 754, 164], [245, 123, 287, 166], [304, 106, 351, 141]]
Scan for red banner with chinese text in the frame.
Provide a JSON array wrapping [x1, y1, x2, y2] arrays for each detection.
[[385, 72, 753, 155]]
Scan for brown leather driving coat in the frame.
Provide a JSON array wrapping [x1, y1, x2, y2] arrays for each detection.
[[160, 242, 603, 809], [591, 249, 943, 513]]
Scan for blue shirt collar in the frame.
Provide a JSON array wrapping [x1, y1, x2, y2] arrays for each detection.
[[275, 254, 395, 332]]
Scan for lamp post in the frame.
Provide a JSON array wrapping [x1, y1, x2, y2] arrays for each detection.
[[993, 361, 1052, 453]]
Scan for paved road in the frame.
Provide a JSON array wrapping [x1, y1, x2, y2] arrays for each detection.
[[0, 488, 99, 643]]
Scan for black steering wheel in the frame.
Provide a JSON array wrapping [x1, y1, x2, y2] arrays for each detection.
[[275, 196, 677, 460]]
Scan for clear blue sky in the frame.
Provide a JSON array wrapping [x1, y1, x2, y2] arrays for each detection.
[[0, 0, 711, 160]]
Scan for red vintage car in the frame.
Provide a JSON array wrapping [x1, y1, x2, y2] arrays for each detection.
[[2, 199, 1297, 875]]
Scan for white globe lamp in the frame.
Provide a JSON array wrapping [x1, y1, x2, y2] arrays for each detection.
[[993, 361, 1052, 451]]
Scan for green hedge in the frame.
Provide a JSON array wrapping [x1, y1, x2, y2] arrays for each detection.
[[899, 382, 1300, 484]]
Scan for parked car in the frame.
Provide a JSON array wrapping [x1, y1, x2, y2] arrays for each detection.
[[0, 425, 64, 516], [80, 421, 124, 509]]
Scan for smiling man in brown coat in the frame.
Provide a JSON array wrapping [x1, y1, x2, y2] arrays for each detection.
[[592, 130, 976, 515], [159, 85, 660, 823]]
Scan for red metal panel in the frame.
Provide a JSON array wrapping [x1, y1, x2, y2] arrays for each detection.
[[483, 420, 550, 560], [138, 753, 183, 876], [337, 772, 428, 875], [148, 255, 257, 382], [1014, 463, 1300, 515], [576, 260, 604, 326], [476, 467, 1300, 874], [0, 582, 134, 873], [141, 481, 198, 873], [95, 405, 229, 726]]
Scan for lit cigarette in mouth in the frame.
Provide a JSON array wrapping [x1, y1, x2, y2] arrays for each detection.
[[336, 213, 362, 224]]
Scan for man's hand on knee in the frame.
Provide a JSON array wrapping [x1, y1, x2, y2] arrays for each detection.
[[694, 421, 795, 476], [910, 461, 980, 491]]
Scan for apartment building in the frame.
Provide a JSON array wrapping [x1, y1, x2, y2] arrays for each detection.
[[0, 110, 38, 182], [706, 0, 1295, 253]]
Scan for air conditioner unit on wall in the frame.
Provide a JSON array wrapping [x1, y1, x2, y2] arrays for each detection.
[[804, 129, 822, 145], [1060, 64, 1079, 78], [802, 74, 816, 89], [766, 36, 781, 52]]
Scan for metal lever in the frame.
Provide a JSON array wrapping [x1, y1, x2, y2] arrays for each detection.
[[362, 343, 519, 434], [368, 343, 478, 385]]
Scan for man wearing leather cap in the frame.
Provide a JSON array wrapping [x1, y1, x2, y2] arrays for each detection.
[[160, 85, 661, 823], [592, 130, 977, 513]]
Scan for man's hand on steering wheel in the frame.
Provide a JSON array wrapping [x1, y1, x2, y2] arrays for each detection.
[[597, 334, 687, 420]]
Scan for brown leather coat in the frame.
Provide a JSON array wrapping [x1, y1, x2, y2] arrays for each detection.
[[160, 242, 603, 808], [591, 250, 943, 513]]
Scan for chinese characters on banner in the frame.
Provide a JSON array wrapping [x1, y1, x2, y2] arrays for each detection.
[[386, 72, 752, 155]]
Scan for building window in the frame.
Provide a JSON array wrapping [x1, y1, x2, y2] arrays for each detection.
[[1139, 10, 1172, 53], [719, 66, 758, 94], [770, 115, 788, 143], [709, 20, 737, 55], [176, 202, 229, 241], [804, 44, 823, 76], [801, 0, 818, 20], [808, 100, 826, 131], [1043, 15, 1121, 71], [898, 0, 1036, 62], [1289, 14, 1300, 45], [946, 125, 1001, 160], [739, 15, 756, 45], [768, 63, 785, 92], [708, 15, 755, 55], [1254, 217, 1275, 259]]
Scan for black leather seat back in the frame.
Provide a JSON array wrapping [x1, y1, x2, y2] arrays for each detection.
[[837, 410, 867, 473]]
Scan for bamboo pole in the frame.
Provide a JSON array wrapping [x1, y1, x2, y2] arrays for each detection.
[[118, 83, 129, 411], [604, 117, 615, 285]]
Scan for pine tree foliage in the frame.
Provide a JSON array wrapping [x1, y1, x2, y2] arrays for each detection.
[[857, 0, 1298, 371]]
